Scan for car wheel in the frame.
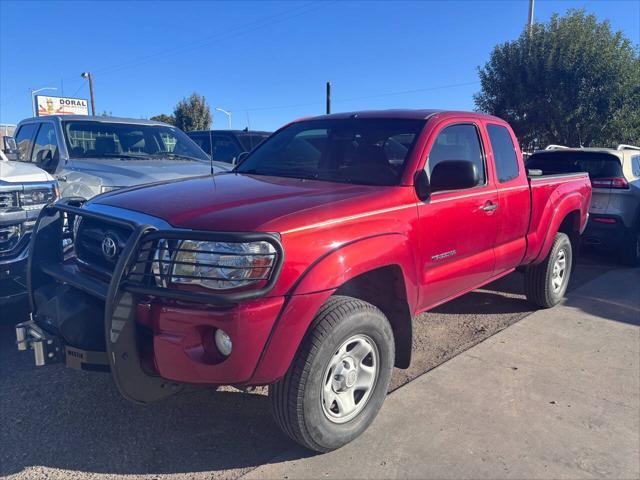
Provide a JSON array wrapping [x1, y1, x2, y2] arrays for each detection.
[[620, 228, 640, 267], [269, 295, 395, 452], [524, 232, 573, 308]]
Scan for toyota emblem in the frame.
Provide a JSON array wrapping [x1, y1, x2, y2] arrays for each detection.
[[101, 235, 118, 259]]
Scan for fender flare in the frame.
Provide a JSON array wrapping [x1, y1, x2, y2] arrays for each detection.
[[250, 233, 419, 383], [533, 192, 584, 263], [291, 232, 419, 306]]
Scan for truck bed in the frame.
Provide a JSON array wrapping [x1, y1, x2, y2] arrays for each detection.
[[523, 172, 592, 264]]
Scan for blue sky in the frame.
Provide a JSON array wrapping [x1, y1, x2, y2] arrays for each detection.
[[1, 0, 638, 131]]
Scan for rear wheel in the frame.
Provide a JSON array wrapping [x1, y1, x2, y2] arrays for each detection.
[[524, 232, 573, 308], [620, 227, 640, 267], [269, 295, 395, 452]]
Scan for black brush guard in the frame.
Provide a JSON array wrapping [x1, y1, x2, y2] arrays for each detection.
[[17, 198, 284, 404]]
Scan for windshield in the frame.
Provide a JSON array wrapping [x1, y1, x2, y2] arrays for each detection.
[[234, 118, 425, 186], [62, 121, 209, 162]]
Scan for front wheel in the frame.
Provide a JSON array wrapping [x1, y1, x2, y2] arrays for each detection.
[[269, 295, 395, 452], [524, 232, 573, 308]]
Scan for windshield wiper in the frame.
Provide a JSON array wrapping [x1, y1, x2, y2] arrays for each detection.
[[150, 152, 204, 162], [236, 169, 319, 181], [96, 153, 150, 160]]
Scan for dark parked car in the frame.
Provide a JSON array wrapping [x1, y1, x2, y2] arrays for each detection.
[[187, 129, 270, 164]]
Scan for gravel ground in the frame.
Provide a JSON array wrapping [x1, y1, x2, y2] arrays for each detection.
[[0, 252, 616, 480]]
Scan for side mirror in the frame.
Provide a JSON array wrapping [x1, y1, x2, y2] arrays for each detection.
[[414, 169, 431, 201], [3, 136, 17, 153], [430, 160, 479, 193], [234, 151, 249, 166]]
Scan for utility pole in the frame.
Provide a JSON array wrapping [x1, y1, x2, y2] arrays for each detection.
[[81, 72, 96, 115], [325, 82, 331, 114], [527, 0, 535, 38]]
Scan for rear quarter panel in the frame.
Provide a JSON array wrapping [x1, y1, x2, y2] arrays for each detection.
[[523, 173, 591, 264]]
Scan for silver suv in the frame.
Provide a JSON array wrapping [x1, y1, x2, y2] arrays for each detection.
[[527, 145, 640, 266], [11, 116, 229, 199]]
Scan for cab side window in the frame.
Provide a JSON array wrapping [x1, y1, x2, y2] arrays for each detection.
[[487, 124, 519, 182], [632, 155, 640, 177], [31, 123, 59, 172], [428, 124, 486, 186], [14, 123, 38, 162]]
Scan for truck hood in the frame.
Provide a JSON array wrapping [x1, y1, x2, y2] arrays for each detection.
[[67, 157, 230, 187], [93, 172, 404, 232], [0, 160, 55, 183]]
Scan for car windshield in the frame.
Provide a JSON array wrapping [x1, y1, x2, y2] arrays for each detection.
[[234, 118, 425, 186], [62, 121, 209, 162]]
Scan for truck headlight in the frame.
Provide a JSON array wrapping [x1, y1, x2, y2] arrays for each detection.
[[167, 240, 276, 290], [19, 187, 57, 210]]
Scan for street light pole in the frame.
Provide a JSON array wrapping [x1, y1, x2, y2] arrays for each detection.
[[30, 87, 57, 117], [81, 72, 96, 115], [215, 107, 232, 129], [527, 0, 535, 38]]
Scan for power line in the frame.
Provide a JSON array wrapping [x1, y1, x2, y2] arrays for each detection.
[[235, 80, 480, 113], [41, 2, 323, 87]]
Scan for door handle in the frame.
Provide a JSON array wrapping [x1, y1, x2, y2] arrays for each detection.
[[481, 201, 499, 212]]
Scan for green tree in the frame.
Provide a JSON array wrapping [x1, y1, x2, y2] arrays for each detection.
[[150, 113, 175, 125], [172, 93, 212, 132], [475, 9, 640, 150]]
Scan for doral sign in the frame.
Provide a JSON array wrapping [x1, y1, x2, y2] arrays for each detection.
[[35, 95, 89, 117]]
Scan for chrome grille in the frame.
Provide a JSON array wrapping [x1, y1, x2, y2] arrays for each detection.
[[0, 224, 21, 253], [0, 192, 17, 210]]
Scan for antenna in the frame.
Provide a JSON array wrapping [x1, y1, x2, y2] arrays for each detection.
[[208, 129, 214, 175]]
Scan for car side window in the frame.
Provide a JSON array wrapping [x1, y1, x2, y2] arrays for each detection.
[[487, 124, 519, 182], [427, 124, 486, 186], [633, 155, 640, 177], [31, 123, 59, 172], [14, 123, 38, 162]]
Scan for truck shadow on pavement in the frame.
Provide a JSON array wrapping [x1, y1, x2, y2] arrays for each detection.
[[0, 337, 307, 476]]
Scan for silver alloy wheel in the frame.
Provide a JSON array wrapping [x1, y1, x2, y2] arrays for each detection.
[[321, 334, 379, 424], [551, 248, 567, 293]]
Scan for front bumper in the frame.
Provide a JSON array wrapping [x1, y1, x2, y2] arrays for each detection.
[[19, 199, 285, 404]]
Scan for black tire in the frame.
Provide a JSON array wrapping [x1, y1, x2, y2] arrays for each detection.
[[524, 232, 573, 308], [269, 295, 395, 452], [620, 227, 640, 267]]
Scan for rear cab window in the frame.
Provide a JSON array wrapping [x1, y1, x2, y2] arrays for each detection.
[[487, 124, 519, 182]]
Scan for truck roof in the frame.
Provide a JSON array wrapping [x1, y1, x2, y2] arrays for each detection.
[[298, 109, 508, 124], [18, 115, 170, 126]]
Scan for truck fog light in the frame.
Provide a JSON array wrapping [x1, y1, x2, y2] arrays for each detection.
[[214, 329, 233, 356]]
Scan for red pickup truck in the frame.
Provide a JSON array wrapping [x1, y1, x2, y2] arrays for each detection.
[[16, 110, 591, 452]]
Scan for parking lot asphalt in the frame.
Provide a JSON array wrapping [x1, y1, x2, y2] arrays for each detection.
[[245, 267, 640, 480], [0, 253, 620, 480]]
